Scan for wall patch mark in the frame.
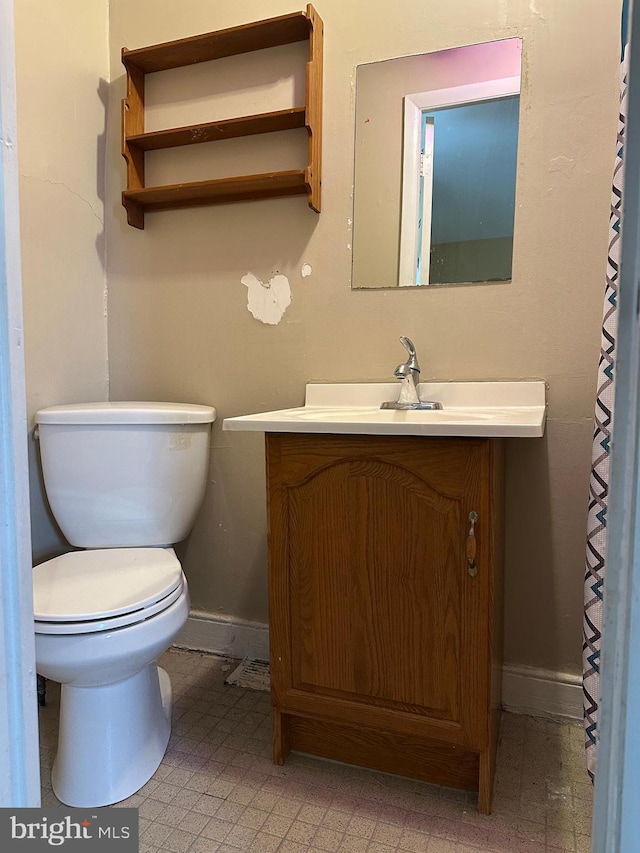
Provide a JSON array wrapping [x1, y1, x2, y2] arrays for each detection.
[[241, 272, 291, 325]]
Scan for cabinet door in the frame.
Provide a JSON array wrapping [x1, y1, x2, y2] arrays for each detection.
[[267, 433, 492, 748]]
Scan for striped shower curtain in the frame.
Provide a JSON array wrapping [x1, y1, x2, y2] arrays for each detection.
[[583, 7, 629, 781]]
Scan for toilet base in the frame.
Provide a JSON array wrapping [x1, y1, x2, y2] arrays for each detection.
[[52, 664, 172, 807]]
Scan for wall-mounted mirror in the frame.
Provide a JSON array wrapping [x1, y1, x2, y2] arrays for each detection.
[[351, 38, 522, 289]]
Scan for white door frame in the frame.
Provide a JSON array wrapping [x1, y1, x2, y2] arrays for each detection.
[[0, 0, 41, 806], [592, 0, 640, 847]]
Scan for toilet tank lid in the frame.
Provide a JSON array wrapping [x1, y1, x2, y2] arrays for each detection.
[[35, 402, 216, 425]]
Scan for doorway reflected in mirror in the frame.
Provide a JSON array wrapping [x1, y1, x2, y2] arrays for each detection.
[[351, 38, 522, 289]]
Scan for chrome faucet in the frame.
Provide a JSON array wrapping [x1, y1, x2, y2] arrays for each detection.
[[381, 336, 443, 410], [393, 336, 421, 404]]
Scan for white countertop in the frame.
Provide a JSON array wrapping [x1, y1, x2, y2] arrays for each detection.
[[223, 382, 547, 438]]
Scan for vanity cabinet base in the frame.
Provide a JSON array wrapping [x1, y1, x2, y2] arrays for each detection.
[[273, 709, 498, 814], [277, 707, 493, 785]]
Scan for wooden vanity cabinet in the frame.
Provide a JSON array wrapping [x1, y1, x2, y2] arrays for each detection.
[[266, 432, 505, 813]]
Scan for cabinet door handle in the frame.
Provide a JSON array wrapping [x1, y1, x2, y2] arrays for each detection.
[[467, 511, 478, 577]]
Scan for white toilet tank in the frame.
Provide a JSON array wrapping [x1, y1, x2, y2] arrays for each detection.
[[35, 402, 216, 548]]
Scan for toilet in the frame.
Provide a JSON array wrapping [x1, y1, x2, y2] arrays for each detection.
[[32, 401, 216, 807]]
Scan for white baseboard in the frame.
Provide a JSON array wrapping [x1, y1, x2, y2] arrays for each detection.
[[502, 664, 583, 722], [173, 610, 270, 662], [175, 614, 583, 722]]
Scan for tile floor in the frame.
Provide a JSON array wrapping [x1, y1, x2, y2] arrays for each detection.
[[38, 649, 593, 853]]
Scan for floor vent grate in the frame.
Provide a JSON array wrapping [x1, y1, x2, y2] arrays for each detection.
[[224, 658, 270, 691]]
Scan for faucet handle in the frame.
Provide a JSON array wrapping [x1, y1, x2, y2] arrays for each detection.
[[399, 336, 415, 355], [399, 336, 420, 373]]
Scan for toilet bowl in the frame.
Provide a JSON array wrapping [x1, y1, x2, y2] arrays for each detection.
[[34, 547, 190, 807], [33, 402, 215, 807]]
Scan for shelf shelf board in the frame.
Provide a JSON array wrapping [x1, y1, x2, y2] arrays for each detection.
[[122, 11, 311, 74], [127, 108, 307, 152], [122, 169, 309, 228]]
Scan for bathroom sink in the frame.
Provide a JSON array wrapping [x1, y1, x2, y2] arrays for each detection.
[[295, 406, 381, 420], [223, 381, 546, 438]]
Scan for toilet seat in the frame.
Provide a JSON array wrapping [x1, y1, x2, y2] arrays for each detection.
[[33, 548, 184, 635]]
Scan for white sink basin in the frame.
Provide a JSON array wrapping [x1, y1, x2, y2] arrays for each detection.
[[223, 382, 546, 438]]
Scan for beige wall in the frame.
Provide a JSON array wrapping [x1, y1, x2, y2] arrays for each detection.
[[102, 0, 619, 676], [15, 0, 110, 561]]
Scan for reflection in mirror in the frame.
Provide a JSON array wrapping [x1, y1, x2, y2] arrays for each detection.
[[351, 39, 522, 289]]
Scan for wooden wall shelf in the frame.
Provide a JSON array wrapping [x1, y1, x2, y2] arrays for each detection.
[[121, 6, 322, 229]]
